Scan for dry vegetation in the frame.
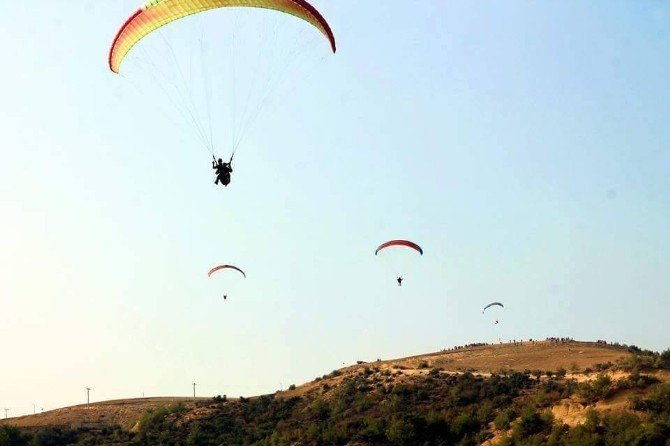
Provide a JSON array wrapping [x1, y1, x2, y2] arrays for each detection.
[[2, 398, 207, 431]]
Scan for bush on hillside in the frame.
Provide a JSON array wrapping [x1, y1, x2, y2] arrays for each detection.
[[511, 406, 554, 441], [630, 383, 670, 415], [578, 374, 613, 403], [0, 425, 29, 446], [494, 409, 515, 431], [428, 367, 442, 377], [137, 403, 186, 437], [660, 349, 670, 369], [386, 418, 415, 445]]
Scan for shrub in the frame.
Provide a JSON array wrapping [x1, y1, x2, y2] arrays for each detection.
[[578, 374, 612, 403], [428, 367, 442, 377], [185, 422, 208, 446], [288, 384, 296, 391], [0, 426, 29, 446], [630, 383, 670, 414], [386, 418, 415, 445], [355, 417, 386, 442], [451, 413, 480, 438], [617, 352, 658, 371], [30, 428, 77, 446], [309, 399, 331, 421], [494, 409, 514, 431], [137, 404, 185, 435], [621, 370, 659, 390], [660, 349, 670, 369], [513, 407, 553, 439], [628, 345, 642, 354]]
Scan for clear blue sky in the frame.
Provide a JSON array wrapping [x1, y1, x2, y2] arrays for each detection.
[[1, 1, 669, 416]]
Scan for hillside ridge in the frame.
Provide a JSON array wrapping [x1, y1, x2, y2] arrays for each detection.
[[2, 339, 631, 431]]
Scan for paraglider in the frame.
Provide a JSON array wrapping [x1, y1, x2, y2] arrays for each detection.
[[208, 265, 246, 299], [482, 302, 504, 325], [375, 240, 422, 286], [108, 0, 337, 187], [108, 0, 336, 74]]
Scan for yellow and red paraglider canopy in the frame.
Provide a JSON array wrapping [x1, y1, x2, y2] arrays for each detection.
[[109, 0, 336, 73]]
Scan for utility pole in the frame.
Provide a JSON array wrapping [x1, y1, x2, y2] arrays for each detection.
[[3, 409, 8, 419], [33, 404, 36, 415], [85, 387, 92, 408], [192, 382, 197, 399]]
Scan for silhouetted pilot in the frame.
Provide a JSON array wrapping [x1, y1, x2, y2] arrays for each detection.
[[213, 157, 232, 186]]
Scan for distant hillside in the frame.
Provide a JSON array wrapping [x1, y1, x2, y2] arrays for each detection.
[[2, 340, 669, 445], [2, 397, 209, 432]]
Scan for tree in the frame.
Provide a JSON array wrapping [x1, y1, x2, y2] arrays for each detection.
[[660, 349, 670, 369]]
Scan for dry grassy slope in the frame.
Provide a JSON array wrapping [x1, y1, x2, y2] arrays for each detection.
[[280, 340, 629, 398], [1, 397, 209, 431], [0, 341, 634, 431], [405, 341, 625, 373]]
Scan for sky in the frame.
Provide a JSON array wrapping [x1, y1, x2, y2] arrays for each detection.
[[1, 0, 669, 417]]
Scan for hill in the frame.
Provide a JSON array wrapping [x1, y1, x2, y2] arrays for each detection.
[[2, 339, 669, 445], [2, 397, 209, 432]]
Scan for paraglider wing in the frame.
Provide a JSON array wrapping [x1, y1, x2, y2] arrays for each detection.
[[482, 302, 504, 313], [375, 240, 423, 256], [109, 0, 337, 73], [207, 264, 246, 278]]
